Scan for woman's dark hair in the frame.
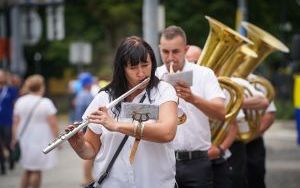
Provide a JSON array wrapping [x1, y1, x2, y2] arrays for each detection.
[[101, 36, 159, 117]]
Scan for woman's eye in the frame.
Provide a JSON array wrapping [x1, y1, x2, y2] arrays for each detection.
[[129, 66, 138, 69]]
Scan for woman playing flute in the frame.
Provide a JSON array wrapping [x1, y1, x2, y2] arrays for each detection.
[[67, 36, 178, 188]]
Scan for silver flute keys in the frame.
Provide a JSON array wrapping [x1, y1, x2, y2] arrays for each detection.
[[42, 77, 150, 154]]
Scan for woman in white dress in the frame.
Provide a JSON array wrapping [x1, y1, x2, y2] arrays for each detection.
[[12, 75, 59, 188]]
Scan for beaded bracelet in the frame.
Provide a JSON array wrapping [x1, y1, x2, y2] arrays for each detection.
[[140, 122, 145, 138]]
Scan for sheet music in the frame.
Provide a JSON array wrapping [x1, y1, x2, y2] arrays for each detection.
[[120, 103, 159, 120], [164, 70, 193, 86]]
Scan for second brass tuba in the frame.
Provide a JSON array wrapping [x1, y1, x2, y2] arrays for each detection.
[[234, 21, 289, 142]]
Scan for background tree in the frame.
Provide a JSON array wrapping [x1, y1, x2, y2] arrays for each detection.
[[21, 0, 300, 118]]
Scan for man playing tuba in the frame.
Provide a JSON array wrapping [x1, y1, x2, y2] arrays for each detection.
[[156, 25, 226, 188]]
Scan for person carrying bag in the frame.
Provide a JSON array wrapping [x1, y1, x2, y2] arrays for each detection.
[[12, 98, 42, 162]]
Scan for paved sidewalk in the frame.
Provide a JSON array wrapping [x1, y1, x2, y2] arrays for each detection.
[[0, 119, 300, 188], [265, 120, 300, 188], [0, 116, 82, 188]]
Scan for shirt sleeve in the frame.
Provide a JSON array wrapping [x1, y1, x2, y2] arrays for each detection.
[[84, 92, 109, 134], [203, 68, 226, 100], [157, 81, 178, 105], [266, 101, 276, 112], [232, 77, 264, 97], [13, 99, 21, 116]]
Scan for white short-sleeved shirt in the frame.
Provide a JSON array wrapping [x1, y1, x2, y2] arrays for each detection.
[[231, 77, 269, 133], [83, 81, 177, 188], [156, 62, 225, 151], [14, 94, 57, 170], [231, 77, 265, 97], [247, 74, 277, 113], [266, 101, 276, 112]]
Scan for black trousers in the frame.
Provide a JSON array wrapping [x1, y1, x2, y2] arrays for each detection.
[[176, 157, 213, 188], [246, 137, 266, 188], [211, 157, 232, 188], [228, 141, 248, 188], [0, 126, 14, 174]]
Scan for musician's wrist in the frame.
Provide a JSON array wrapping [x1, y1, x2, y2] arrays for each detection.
[[217, 145, 225, 158], [132, 121, 145, 139], [113, 122, 120, 132]]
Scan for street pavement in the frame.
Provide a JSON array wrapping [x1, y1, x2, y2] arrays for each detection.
[[265, 120, 300, 188], [1, 118, 300, 188]]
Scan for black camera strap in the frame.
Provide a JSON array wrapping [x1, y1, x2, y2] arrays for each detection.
[[92, 93, 147, 188]]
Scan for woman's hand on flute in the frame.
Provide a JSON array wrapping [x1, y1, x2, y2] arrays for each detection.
[[65, 125, 85, 151], [88, 107, 119, 132]]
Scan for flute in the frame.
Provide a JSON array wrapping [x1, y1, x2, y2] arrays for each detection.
[[43, 77, 150, 154]]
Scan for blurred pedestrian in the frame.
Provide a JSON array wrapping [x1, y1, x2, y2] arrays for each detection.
[[8, 72, 23, 89], [90, 76, 101, 97], [0, 69, 18, 175], [73, 72, 95, 186], [68, 79, 79, 123], [11, 74, 59, 188], [74, 72, 94, 122]]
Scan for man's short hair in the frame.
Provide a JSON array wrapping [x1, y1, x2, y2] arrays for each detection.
[[160, 25, 187, 44]]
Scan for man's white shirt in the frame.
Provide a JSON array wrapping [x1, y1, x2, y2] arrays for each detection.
[[156, 61, 225, 151]]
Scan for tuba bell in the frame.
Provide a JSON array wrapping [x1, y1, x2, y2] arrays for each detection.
[[197, 16, 249, 146], [234, 21, 290, 79], [234, 21, 289, 142]]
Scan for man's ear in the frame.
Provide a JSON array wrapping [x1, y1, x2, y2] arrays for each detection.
[[185, 45, 190, 53]]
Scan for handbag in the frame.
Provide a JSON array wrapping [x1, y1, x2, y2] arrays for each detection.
[[12, 98, 42, 162], [11, 142, 21, 161], [85, 94, 147, 188]]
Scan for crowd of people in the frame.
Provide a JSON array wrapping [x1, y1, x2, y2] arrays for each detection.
[[0, 25, 277, 188], [0, 69, 105, 188]]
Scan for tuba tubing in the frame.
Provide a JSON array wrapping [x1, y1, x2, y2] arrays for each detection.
[[43, 77, 150, 154]]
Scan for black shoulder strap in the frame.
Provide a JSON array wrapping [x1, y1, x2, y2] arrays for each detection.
[[93, 93, 147, 188]]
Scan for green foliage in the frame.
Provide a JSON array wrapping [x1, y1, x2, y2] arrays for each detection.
[[275, 99, 295, 119], [24, 0, 143, 79], [20, 1, 300, 120], [164, 0, 236, 46], [23, 0, 300, 79]]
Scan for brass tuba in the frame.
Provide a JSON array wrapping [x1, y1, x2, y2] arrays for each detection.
[[210, 76, 244, 145], [214, 45, 257, 145], [234, 21, 289, 142], [234, 21, 290, 79], [197, 16, 253, 71], [197, 16, 249, 145], [248, 74, 275, 103]]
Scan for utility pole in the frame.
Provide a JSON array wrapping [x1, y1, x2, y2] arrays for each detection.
[[10, 5, 27, 76], [143, 0, 160, 65], [236, 0, 248, 36]]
